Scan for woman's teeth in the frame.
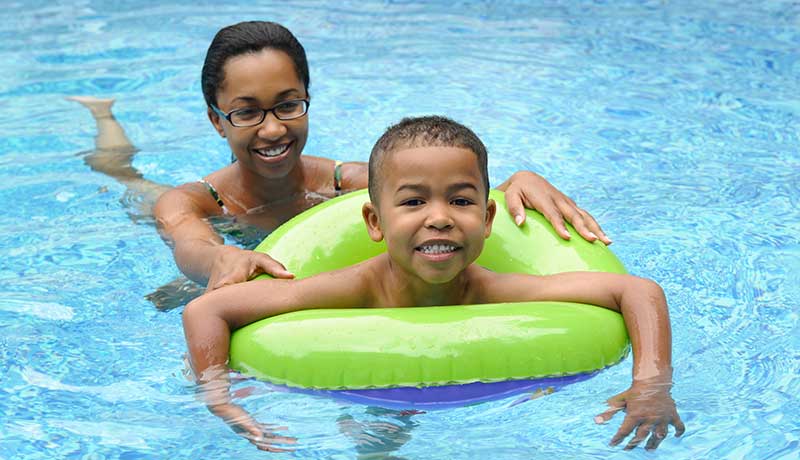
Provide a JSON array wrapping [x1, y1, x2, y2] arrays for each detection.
[[418, 244, 457, 254], [254, 144, 289, 158]]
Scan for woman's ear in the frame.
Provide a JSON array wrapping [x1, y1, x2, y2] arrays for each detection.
[[207, 107, 226, 138], [484, 199, 497, 239], [362, 202, 384, 242]]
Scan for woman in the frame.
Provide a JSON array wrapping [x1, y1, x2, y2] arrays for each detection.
[[70, 21, 610, 308]]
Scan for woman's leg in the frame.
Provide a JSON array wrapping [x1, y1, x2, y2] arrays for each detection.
[[67, 96, 170, 210]]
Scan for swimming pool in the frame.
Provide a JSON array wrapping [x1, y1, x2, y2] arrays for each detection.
[[1, 0, 798, 458]]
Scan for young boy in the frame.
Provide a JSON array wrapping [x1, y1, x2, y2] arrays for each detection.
[[183, 116, 685, 452]]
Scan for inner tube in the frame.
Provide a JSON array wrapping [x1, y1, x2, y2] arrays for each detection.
[[229, 189, 629, 409]]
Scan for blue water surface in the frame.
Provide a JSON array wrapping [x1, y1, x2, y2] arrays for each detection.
[[1, 1, 798, 459]]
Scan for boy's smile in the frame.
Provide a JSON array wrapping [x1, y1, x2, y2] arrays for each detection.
[[363, 146, 496, 290]]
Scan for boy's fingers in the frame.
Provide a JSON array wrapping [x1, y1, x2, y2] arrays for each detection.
[[624, 424, 652, 450], [257, 444, 295, 453], [596, 391, 627, 424], [609, 417, 637, 446], [594, 405, 623, 424], [258, 423, 290, 432], [260, 434, 297, 445], [253, 437, 295, 452], [247, 430, 297, 452], [673, 416, 686, 437], [645, 424, 668, 451]]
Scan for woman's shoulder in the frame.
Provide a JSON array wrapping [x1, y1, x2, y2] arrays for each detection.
[[303, 155, 368, 191], [153, 177, 226, 219]]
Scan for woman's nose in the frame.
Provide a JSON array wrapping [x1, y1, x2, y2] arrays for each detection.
[[257, 113, 287, 140]]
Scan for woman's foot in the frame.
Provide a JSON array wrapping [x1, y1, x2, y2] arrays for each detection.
[[68, 95, 136, 151], [66, 96, 117, 119]]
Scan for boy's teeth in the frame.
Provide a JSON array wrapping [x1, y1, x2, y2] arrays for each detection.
[[255, 145, 288, 157], [419, 244, 457, 254]]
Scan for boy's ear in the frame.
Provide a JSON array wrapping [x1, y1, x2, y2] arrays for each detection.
[[362, 202, 384, 242], [484, 199, 497, 239], [207, 107, 226, 138]]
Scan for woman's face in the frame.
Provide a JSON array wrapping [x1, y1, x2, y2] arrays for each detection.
[[209, 48, 309, 180]]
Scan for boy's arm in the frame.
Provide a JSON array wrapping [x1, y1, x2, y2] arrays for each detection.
[[182, 267, 371, 450], [487, 271, 684, 450]]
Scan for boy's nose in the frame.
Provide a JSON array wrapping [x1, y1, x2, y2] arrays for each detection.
[[257, 113, 288, 140], [425, 203, 454, 230]]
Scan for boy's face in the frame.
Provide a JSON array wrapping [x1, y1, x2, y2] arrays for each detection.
[[362, 146, 496, 284]]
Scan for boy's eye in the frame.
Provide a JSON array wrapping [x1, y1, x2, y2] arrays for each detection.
[[402, 199, 424, 207], [451, 198, 473, 206]]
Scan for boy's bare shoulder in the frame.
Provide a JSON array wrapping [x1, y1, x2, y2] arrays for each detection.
[[465, 265, 566, 304], [463, 265, 526, 303], [303, 254, 389, 307]]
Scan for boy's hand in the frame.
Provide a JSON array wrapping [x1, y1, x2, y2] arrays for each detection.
[[496, 171, 612, 245], [594, 380, 685, 451], [207, 246, 294, 292], [210, 402, 297, 452]]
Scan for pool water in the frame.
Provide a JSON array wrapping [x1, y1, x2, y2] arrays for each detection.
[[1, 1, 798, 459]]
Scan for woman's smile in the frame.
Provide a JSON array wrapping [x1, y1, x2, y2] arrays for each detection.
[[251, 140, 294, 163]]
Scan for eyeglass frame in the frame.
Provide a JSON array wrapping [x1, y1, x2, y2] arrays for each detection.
[[210, 98, 310, 127]]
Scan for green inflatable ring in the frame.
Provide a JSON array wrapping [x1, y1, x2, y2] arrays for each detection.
[[229, 189, 629, 408]]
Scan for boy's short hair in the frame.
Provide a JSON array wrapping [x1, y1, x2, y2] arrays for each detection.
[[368, 116, 490, 202]]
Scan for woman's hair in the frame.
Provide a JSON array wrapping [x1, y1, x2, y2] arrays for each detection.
[[201, 21, 310, 108], [368, 115, 490, 202]]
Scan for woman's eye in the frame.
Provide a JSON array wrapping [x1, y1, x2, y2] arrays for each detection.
[[233, 108, 262, 120], [274, 101, 301, 114]]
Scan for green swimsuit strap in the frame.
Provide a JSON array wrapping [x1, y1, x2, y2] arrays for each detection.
[[198, 179, 229, 214], [334, 160, 343, 191]]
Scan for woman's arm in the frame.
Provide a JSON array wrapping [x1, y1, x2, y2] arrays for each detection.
[[153, 186, 294, 290]]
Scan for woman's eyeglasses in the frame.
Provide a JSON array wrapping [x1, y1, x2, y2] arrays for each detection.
[[211, 99, 309, 127]]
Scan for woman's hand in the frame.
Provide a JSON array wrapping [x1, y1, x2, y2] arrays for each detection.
[[206, 245, 294, 292], [594, 379, 685, 451], [210, 402, 297, 452], [497, 171, 612, 245]]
